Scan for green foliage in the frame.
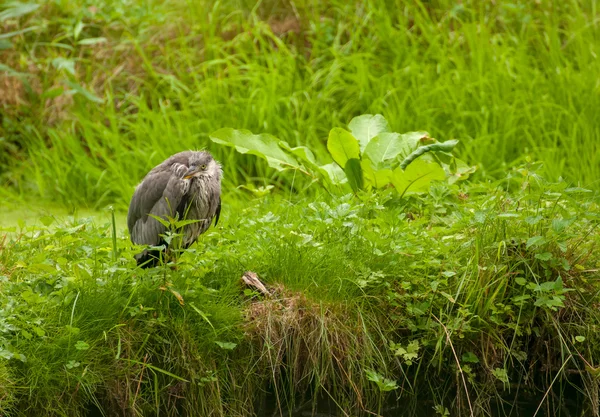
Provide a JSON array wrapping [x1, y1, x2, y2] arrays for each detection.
[[327, 127, 361, 167], [365, 369, 398, 392], [210, 114, 474, 195], [1, 166, 599, 416], [1, 0, 600, 415], [1, 0, 599, 204], [390, 340, 420, 366], [210, 128, 301, 172]]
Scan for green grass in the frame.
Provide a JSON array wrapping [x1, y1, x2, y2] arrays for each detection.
[[1, 168, 599, 416], [2, 0, 600, 210], [2, 1, 600, 415]]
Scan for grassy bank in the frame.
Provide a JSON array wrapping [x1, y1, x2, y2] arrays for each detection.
[[1, 168, 599, 416], [2, 0, 600, 209], [2, 0, 600, 415]]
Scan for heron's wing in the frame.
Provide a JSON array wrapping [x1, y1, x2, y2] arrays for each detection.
[[214, 197, 221, 227], [127, 169, 188, 246]]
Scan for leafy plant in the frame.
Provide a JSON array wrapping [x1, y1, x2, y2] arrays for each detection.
[[210, 114, 475, 196], [390, 340, 420, 366], [365, 369, 398, 392]]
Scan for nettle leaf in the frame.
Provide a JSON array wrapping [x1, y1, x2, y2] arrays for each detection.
[[210, 128, 300, 171], [526, 236, 546, 249], [551, 218, 574, 233], [327, 128, 360, 168], [348, 114, 391, 152], [391, 159, 446, 197]]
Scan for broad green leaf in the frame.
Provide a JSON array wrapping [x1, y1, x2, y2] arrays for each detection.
[[391, 159, 446, 197], [327, 128, 360, 168], [399, 140, 459, 170], [319, 163, 347, 185], [361, 159, 392, 189], [363, 132, 404, 169], [280, 144, 316, 165], [348, 114, 390, 151], [0, 2, 40, 21], [343, 158, 363, 192], [396, 131, 434, 159], [210, 128, 300, 171]]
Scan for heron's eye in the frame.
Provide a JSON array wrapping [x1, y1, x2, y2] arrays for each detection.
[[200, 164, 207, 170]]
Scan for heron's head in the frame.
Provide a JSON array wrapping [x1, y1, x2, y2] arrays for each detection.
[[183, 151, 221, 180]]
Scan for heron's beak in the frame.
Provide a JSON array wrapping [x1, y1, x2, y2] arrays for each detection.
[[183, 167, 199, 179]]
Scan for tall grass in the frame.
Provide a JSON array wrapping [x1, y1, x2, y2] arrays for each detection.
[[1, 167, 599, 416], [1, 0, 599, 209]]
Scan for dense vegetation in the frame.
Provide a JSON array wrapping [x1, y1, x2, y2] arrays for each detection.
[[1, 0, 600, 416], [2, 0, 599, 207]]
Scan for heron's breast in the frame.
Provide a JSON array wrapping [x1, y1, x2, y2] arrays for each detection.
[[180, 180, 219, 245]]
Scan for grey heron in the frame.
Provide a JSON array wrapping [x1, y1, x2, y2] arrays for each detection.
[[127, 151, 222, 268]]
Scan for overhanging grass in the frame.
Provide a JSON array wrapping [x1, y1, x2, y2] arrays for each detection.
[[1, 171, 599, 416], [1, 0, 599, 209]]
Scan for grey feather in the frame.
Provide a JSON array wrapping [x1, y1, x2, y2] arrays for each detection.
[[127, 150, 222, 267]]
